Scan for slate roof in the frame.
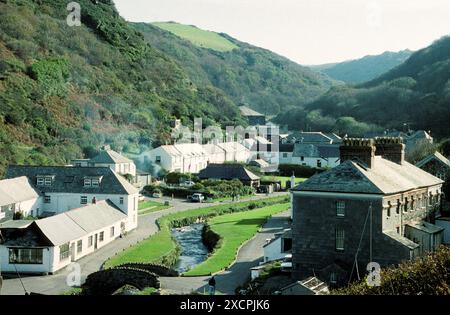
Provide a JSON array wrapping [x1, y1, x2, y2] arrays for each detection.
[[202, 143, 225, 155], [90, 149, 133, 164], [407, 221, 444, 234], [34, 200, 127, 246], [293, 157, 443, 194], [279, 144, 294, 153], [293, 144, 340, 158], [384, 231, 419, 249], [216, 142, 249, 154], [6, 166, 139, 195], [0, 176, 40, 206], [416, 152, 450, 169], [239, 106, 265, 117], [287, 132, 333, 144], [198, 164, 260, 181]]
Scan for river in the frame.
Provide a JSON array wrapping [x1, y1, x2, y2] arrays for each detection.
[[171, 224, 209, 273]]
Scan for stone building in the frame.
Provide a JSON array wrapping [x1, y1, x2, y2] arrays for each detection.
[[416, 152, 450, 181], [291, 138, 444, 287]]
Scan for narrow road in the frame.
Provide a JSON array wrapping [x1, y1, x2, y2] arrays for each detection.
[[0, 193, 287, 295], [160, 211, 291, 295]]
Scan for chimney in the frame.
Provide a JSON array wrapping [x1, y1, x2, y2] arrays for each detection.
[[340, 138, 376, 168], [374, 137, 405, 165]]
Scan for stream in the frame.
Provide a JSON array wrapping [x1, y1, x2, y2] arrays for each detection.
[[171, 224, 209, 273]]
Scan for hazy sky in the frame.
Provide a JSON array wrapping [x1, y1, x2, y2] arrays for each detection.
[[114, 0, 450, 65]]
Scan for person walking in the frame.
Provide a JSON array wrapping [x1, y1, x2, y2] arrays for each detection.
[[208, 276, 216, 295]]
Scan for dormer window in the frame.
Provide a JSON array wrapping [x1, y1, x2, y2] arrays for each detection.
[[91, 179, 100, 187], [37, 175, 54, 186], [84, 178, 92, 187]]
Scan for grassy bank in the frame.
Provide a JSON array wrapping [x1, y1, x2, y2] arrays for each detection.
[[138, 200, 171, 215], [104, 196, 289, 268], [183, 203, 290, 276]]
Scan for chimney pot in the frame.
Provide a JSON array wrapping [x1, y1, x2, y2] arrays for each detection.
[[374, 137, 405, 165], [340, 138, 375, 168]]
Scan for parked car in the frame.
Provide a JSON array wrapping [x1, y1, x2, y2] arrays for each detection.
[[190, 193, 205, 203], [281, 254, 293, 272], [181, 180, 196, 187]]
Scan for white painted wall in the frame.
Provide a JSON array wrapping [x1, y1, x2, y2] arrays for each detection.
[[263, 237, 286, 263]]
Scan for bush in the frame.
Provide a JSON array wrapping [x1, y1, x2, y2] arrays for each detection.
[[278, 164, 323, 178]]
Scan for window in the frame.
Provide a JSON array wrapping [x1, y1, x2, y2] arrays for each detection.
[[119, 197, 124, 205], [396, 226, 400, 234], [283, 153, 288, 158], [84, 178, 91, 187], [9, 248, 43, 264], [403, 198, 408, 213], [44, 195, 51, 204], [88, 236, 93, 247], [156, 156, 161, 163], [77, 240, 82, 253], [80, 196, 87, 205], [37, 177, 45, 186], [410, 197, 415, 211], [110, 226, 115, 238], [44, 177, 52, 186], [91, 179, 100, 187], [396, 199, 401, 215], [387, 202, 391, 217], [317, 160, 322, 168], [300, 156, 304, 161], [335, 228, 345, 251], [336, 201, 345, 217], [330, 272, 337, 285], [59, 243, 70, 261], [99, 231, 104, 242]]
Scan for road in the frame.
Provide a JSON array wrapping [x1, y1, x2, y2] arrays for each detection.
[[160, 211, 291, 295], [0, 193, 287, 295]]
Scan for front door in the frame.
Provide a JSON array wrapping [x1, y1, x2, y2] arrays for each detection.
[[94, 234, 98, 250]]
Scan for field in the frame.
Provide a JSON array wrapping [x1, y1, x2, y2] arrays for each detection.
[[153, 22, 238, 52], [104, 196, 288, 268], [261, 176, 307, 189], [138, 200, 171, 215], [183, 203, 290, 276]]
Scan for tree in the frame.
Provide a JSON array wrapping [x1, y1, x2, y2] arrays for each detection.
[[440, 138, 450, 157], [406, 139, 438, 164]]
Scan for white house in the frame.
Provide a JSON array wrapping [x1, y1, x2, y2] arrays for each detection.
[[148, 142, 250, 174], [72, 147, 137, 178], [290, 144, 340, 168], [263, 229, 292, 263], [0, 177, 41, 222], [0, 200, 127, 274], [6, 165, 139, 232]]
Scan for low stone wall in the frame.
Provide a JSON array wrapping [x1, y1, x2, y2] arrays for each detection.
[[83, 267, 160, 295]]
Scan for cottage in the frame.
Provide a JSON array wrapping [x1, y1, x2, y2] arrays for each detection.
[[0, 177, 40, 223], [291, 138, 444, 286], [291, 143, 340, 168], [0, 200, 127, 274], [6, 165, 139, 232], [198, 164, 260, 187], [416, 152, 450, 180], [72, 147, 137, 178], [286, 132, 342, 145], [279, 277, 329, 295], [239, 105, 266, 126]]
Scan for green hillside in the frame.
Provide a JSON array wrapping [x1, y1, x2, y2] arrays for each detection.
[[133, 22, 336, 115], [0, 0, 245, 176], [153, 22, 238, 52], [275, 36, 450, 139], [310, 50, 413, 84]]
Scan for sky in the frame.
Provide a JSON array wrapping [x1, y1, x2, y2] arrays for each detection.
[[114, 0, 450, 65]]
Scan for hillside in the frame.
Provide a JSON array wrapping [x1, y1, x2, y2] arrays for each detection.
[[275, 36, 450, 139], [0, 0, 246, 176], [133, 22, 336, 115], [152, 22, 238, 52], [310, 50, 413, 84]]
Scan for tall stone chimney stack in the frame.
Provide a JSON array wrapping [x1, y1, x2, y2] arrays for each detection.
[[374, 137, 405, 165], [340, 138, 376, 168]]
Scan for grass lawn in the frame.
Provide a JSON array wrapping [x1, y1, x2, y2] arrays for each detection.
[[104, 196, 288, 269], [183, 203, 289, 276], [261, 176, 307, 189], [138, 200, 171, 215], [153, 22, 238, 52]]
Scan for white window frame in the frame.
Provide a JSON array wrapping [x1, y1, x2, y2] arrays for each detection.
[[44, 177, 52, 186], [336, 201, 345, 217], [37, 177, 45, 186], [80, 196, 87, 205], [84, 179, 91, 187], [91, 179, 100, 187], [335, 228, 345, 251]]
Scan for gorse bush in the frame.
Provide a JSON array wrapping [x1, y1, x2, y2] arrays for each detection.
[[332, 246, 450, 295]]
